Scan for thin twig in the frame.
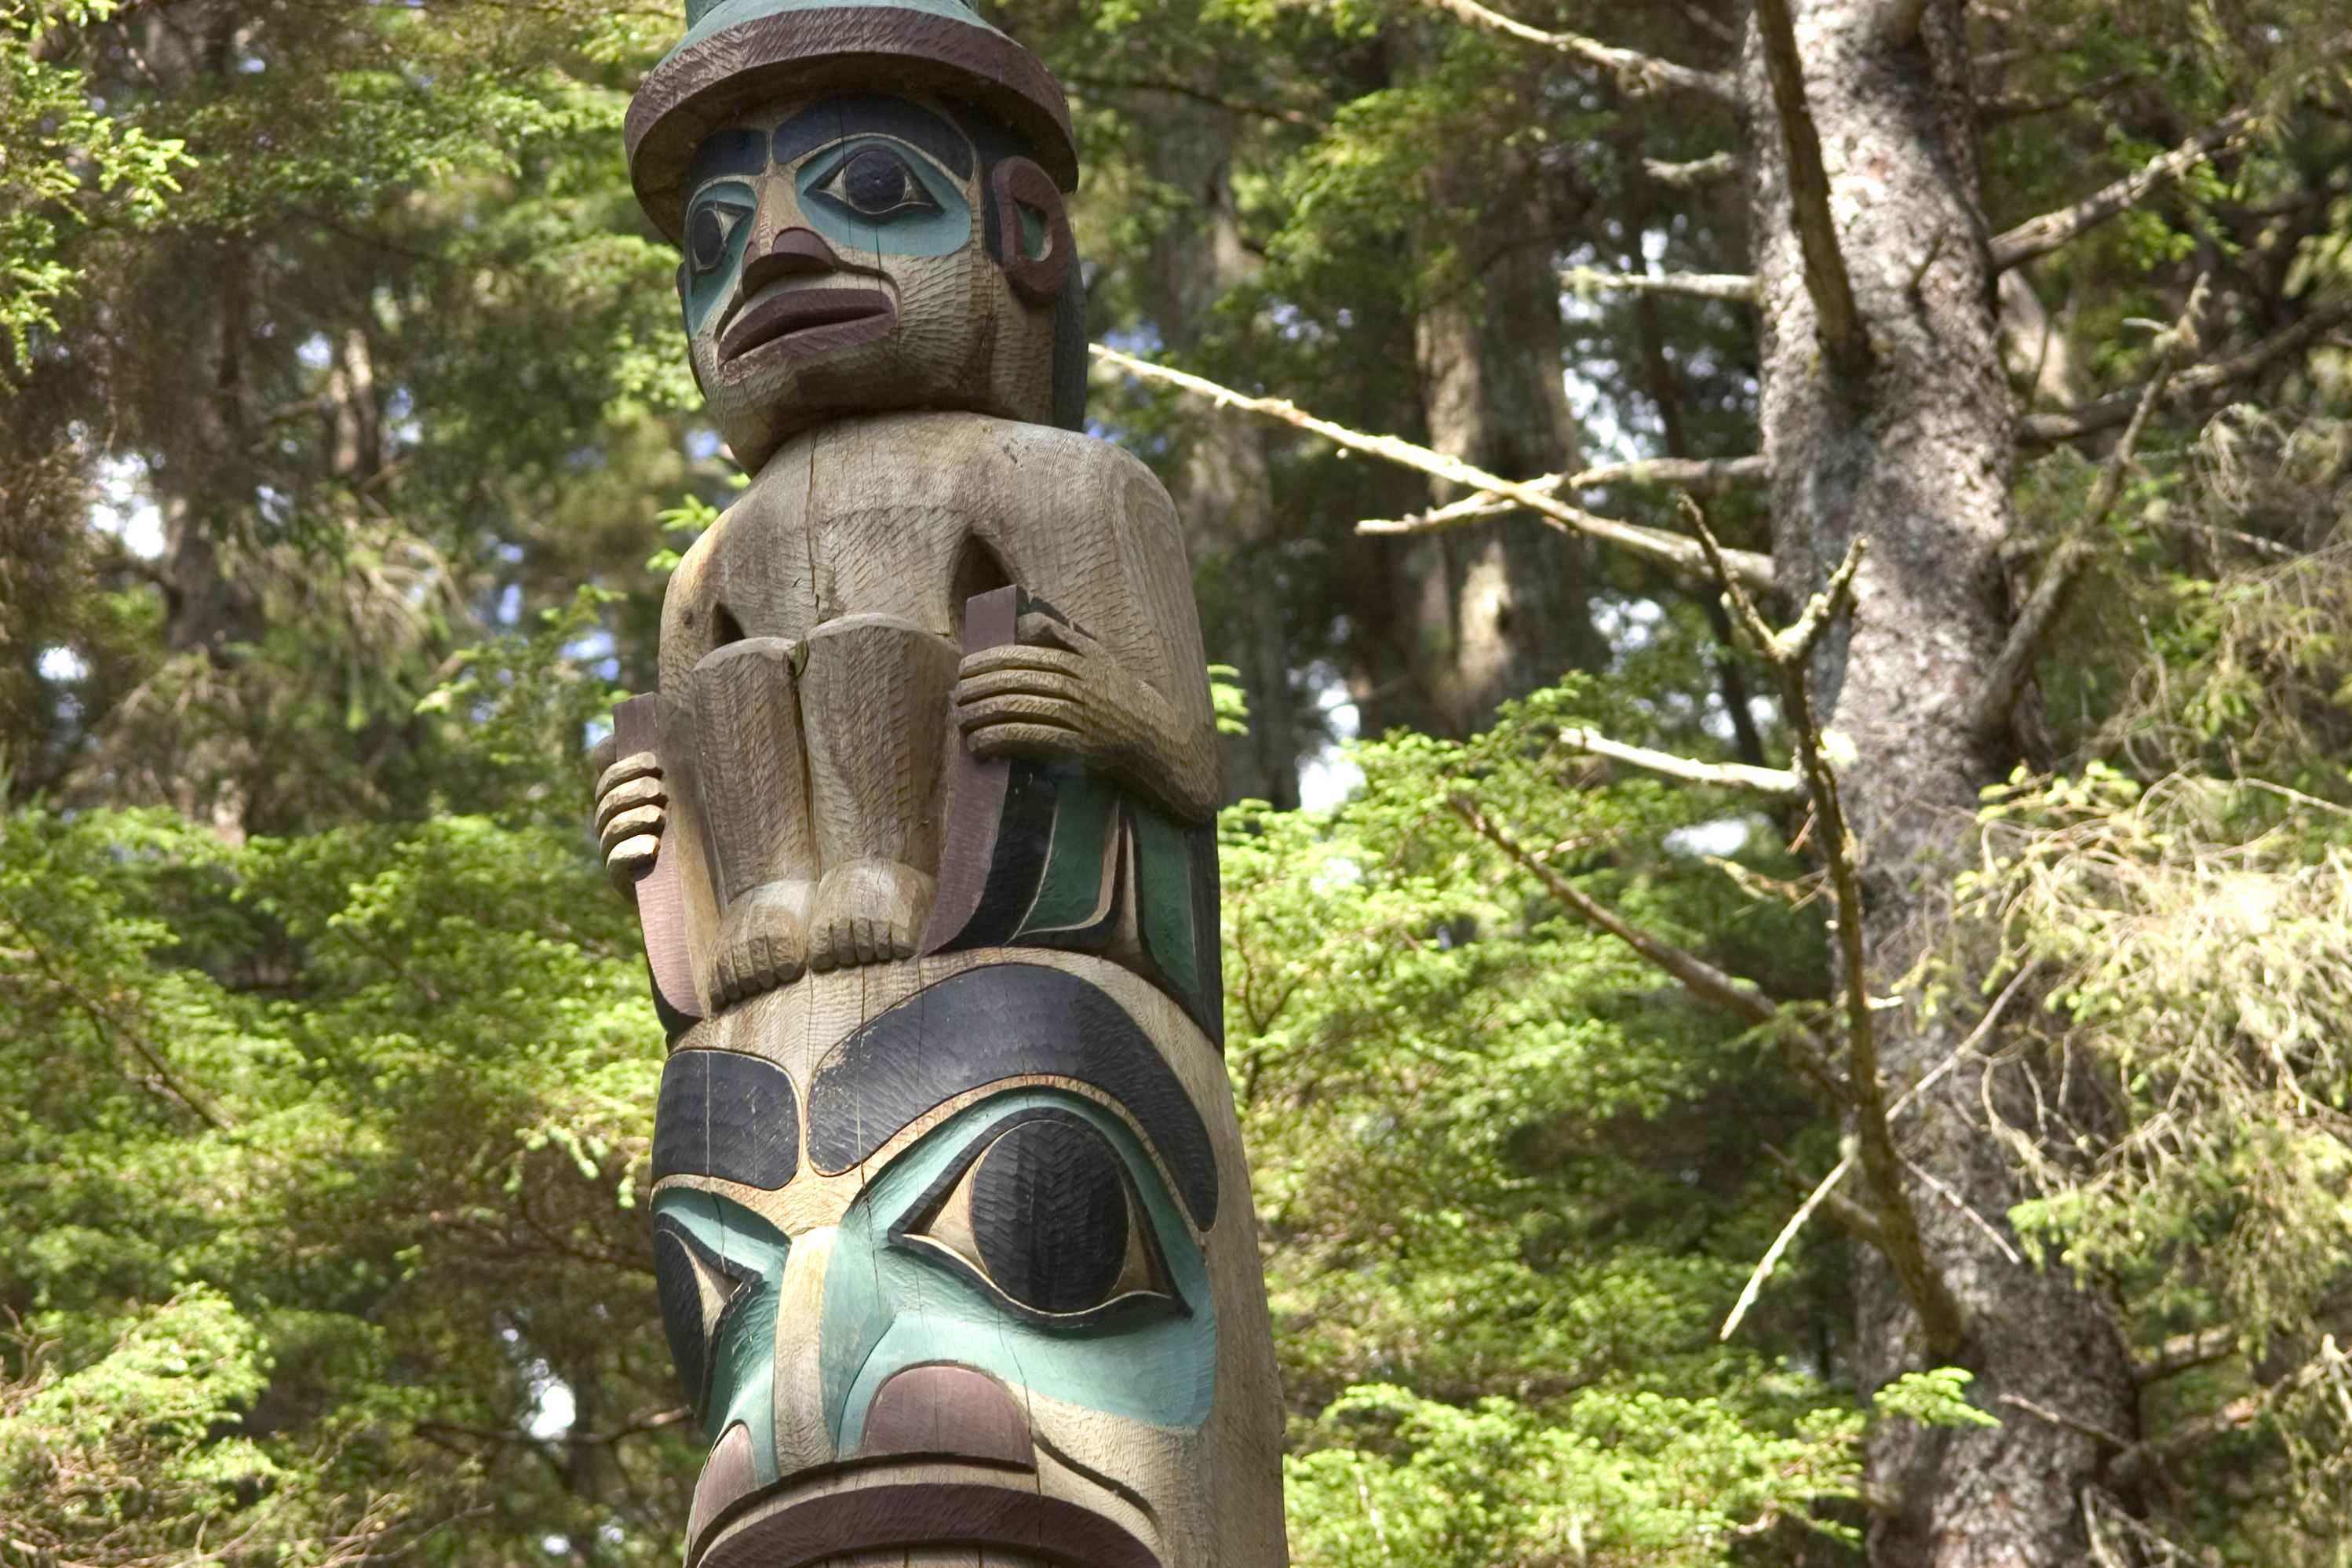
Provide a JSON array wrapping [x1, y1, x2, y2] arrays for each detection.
[[1563, 267, 1758, 304], [1905, 1155, 2025, 1264], [1561, 725, 1804, 800], [1092, 344, 1778, 591], [1358, 454, 1767, 536], [1990, 112, 2255, 272], [1971, 277, 2207, 735], [1721, 1154, 1852, 1340], [1417, 0, 1738, 100], [2018, 295, 2352, 445]]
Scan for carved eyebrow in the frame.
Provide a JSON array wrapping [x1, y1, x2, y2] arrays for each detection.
[[652, 1048, 801, 1190], [773, 94, 973, 180], [686, 126, 766, 193], [806, 964, 1218, 1228]]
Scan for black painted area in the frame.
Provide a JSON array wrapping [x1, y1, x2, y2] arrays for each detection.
[[970, 1115, 1128, 1314], [653, 1220, 756, 1415], [774, 95, 972, 178], [688, 127, 766, 190], [654, 1050, 801, 1189], [807, 964, 1217, 1228]]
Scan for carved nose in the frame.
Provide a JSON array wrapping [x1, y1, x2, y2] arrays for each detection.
[[857, 1364, 1034, 1468], [741, 228, 845, 291]]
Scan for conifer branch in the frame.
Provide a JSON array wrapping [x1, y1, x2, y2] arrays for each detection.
[[1417, 0, 1738, 100], [1989, 111, 2254, 272], [1357, 454, 1767, 535], [1091, 344, 1778, 591], [2113, 1338, 2344, 1479], [1689, 496, 1964, 1358], [1563, 267, 1758, 304], [1977, 71, 2138, 124], [1754, 0, 1871, 375], [2016, 295, 2352, 445], [1973, 279, 2204, 737], [2135, 1327, 2238, 1384], [1560, 726, 1804, 800]]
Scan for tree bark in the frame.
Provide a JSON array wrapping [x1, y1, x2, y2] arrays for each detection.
[[1365, 120, 1601, 742], [1138, 93, 1301, 808], [1741, 2, 2135, 1562]]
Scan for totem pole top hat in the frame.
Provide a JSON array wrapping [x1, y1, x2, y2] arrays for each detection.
[[624, 0, 1078, 242]]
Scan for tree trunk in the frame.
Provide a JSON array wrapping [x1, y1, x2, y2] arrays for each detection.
[[1364, 128, 1600, 742], [1138, 93, 1300, 808], [1743, 3, 2136, 1563]]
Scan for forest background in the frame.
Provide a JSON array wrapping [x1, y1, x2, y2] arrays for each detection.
[[5, 0, 2352, 1562]]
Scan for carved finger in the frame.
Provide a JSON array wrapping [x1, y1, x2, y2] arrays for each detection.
[[957, 689, 1087, 732], [596, 749, 662, 800], [607, 832, 659, 890], [600, 803, 666, 859], [955, 666, 1085, 707], [587, 729, 618, 778], [1016, 610, 1093, 655], [958, 644, 1085, 680], [967, 720, 1088, 764], [593, 772, 669, 834]]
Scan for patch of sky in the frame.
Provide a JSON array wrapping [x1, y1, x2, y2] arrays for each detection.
[[38, 647, 87, 682], [1101, 322, 1163, 356], [527, 1370, 576, 1439], [495, 582, 523, 627], [385, 387, 419, 450], [565, 625, 619, 681], [1296, 660, 1362, 813], [257, 485, 292, 527], [1666, 816, 1752, 859], [1592, 595, 1665, 663], [89, 453, 164, 559], [297, 332, 333, 370], [687, 428, 724, 461], [496, 541, 526, 565]]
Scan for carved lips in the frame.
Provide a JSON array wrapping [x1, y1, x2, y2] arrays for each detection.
[[717, 286, 896, 380]]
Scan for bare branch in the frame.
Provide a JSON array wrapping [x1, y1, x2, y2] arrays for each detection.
[[1973, 278, 2205, 737], [1564, 266, 1758, 304], [1092, 344, 1778, 592], [1417, 0, 1738, 100], [1563, 724, 1804, 800], [1990, 111, 2255, 273], [1997, 1393, 2132, 1450], [2115, 1338, 2342, 1478], [2018, 294, 2352, 445], [1754, 0, 1871, 374], [1358, 454, 1767, 535], [1722, 1154, 1852, 1340], [1450, 793, 1788, 1023], [2135, 1326, 2238, 1384], [1059, 72, 1323, 129], [1690, 496, 1964, 1356], [1978, 70, 2137, 124], [1762, 1144, 1887, 1248], [1643, 151, 1738, 188]]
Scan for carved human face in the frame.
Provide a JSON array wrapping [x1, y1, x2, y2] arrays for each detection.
[[678, 93, 1064, 467], [647, 959, 1285, 1568]]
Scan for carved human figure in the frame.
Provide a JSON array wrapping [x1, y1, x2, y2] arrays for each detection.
[[587, 2, 1285, 1565]]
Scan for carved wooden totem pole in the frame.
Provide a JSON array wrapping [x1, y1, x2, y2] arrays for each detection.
[[591, 2, 1287, 1563]]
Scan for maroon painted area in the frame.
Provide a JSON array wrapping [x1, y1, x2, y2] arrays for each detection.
[[921, 585, 1023, 954], [687, 1423, 760, 1550], [698, 1482, 1160, 1568], [858, 1364, 1034, 1468], [990, 157, 1071, 307], [717, 287, 897, 380], [626, 8, 1078, 240], [616, 695, 702, 1025]]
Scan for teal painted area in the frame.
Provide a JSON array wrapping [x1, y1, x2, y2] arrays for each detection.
[[818, 1089, 1216, 1449], [793, 137, 973, 257], [680, 0, 997, 50], [683, 180, 757, 334], [652, 1190, 790, 1480], [1132, 802, 1196, 997], [1019, 773, 1115, 934]]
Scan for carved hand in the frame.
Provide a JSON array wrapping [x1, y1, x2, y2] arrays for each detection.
[[589, 738, 668, 895], [954, 611, 1218, 824]]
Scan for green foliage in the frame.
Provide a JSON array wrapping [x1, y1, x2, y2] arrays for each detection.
[[1869, 1369, 2000, 1431]]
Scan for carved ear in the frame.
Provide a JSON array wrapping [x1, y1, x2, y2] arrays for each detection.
[[990, 157, 1072, 307]]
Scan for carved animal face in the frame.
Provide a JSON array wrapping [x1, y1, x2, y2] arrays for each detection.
[[646, 960, 1284, 1568], [678, 93, 1067, 468]]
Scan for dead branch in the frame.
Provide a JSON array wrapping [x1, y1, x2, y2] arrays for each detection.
[[1643, 151, 1738, 188], [1358, 454, 1767, 535], [1690, 495, 1964, 1356], [2135, 1326, 2237, 1384], [1990, 111, 2255, 273], [1762, 1144, 1887, 1248], [1092, 344, 1778, 592], [1562, 724, 1804, 800], [1977, 70, 2138, 123], [1059, 72, 1323, 129], [2113, 1337, 2341, 1479], [1972, 279, 2205, 737], [1754, 0, 1871, 374], [1722, 1154, 1852, 1340], [1417, 0, 1738, 100], [1998, 1392, 2133, 1449], [2018, 295, 2352, 445], [1563, 266, 1758, 304]]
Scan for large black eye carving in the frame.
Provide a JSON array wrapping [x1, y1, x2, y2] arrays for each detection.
[[817, 146, 940, 220], [893, 1110, 1181, 1326], [687, 199, 753, 278]]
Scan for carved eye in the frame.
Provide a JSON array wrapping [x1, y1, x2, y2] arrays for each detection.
[[815, 146, 941, 220], [687, 199, 753, 279], [892, 1110, 1180, 1326]]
